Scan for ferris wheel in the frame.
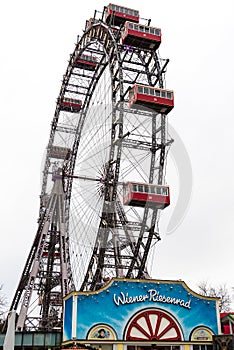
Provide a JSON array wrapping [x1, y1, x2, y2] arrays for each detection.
[[8, 4, 174, 331], [65, 6, 174, 291]]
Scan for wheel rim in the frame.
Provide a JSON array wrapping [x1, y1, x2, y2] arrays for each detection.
[[69, 65, 114, 287], [39, 20, 172, 291], [125, 309, 183, 341]]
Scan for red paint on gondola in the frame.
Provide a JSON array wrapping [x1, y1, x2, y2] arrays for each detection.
[[129, 84, 174, 114], [74, 55, 97, 71], [121, 22, 161, 50], [76, 58, 96, 67], [60, 97, 82, 112], [42, 251, 60, 258], [123, 182, 170, 209], [105, 4, 139, 26], [50, 146, 71, 159], [61, 100, 82, 109]]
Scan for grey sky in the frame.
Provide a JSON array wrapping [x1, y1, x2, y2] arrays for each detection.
[[0, 0, 233, 309]]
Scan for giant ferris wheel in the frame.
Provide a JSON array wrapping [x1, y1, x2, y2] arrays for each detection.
[[8, 4, 174, 332]]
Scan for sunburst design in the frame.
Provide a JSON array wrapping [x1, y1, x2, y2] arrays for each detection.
[[125, 309, 183, 341]]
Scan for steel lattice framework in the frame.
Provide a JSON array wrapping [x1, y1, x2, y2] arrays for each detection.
[[8, 5, 173, 332]]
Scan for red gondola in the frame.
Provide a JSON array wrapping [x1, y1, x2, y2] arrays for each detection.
[[60, 97, 82, 113], [50, 146, 71, 159], [123, 182, 170, 209], [120, 22, 161, 50], [105, 4, 139, 26], [128, 84, 174, 114], [74, 54, 98, 71], [42, 251, 60, 259]]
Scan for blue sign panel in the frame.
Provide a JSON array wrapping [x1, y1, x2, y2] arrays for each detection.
[[63, 294, 73, 341], [63, 279, 219, 342]]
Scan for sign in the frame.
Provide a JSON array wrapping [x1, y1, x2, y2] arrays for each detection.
[[63, 279, 219, 342]]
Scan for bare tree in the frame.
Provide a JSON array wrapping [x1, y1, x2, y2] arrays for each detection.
[[0, 285, 8, 331], [198, 281, 231, 312]]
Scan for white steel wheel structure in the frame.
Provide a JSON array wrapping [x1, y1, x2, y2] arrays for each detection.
[[8, 6, 173, 332]]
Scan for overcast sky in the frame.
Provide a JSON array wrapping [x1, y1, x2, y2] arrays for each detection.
[[0, 0, 234, 310]]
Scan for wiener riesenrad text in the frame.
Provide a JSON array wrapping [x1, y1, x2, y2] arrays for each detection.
[[113, 289, 191, 309]]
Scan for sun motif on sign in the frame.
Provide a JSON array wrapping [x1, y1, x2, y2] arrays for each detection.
[[125, 309, 183, 341]]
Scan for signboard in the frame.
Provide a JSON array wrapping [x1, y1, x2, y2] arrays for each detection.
[[63, 279, 219, 342]]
